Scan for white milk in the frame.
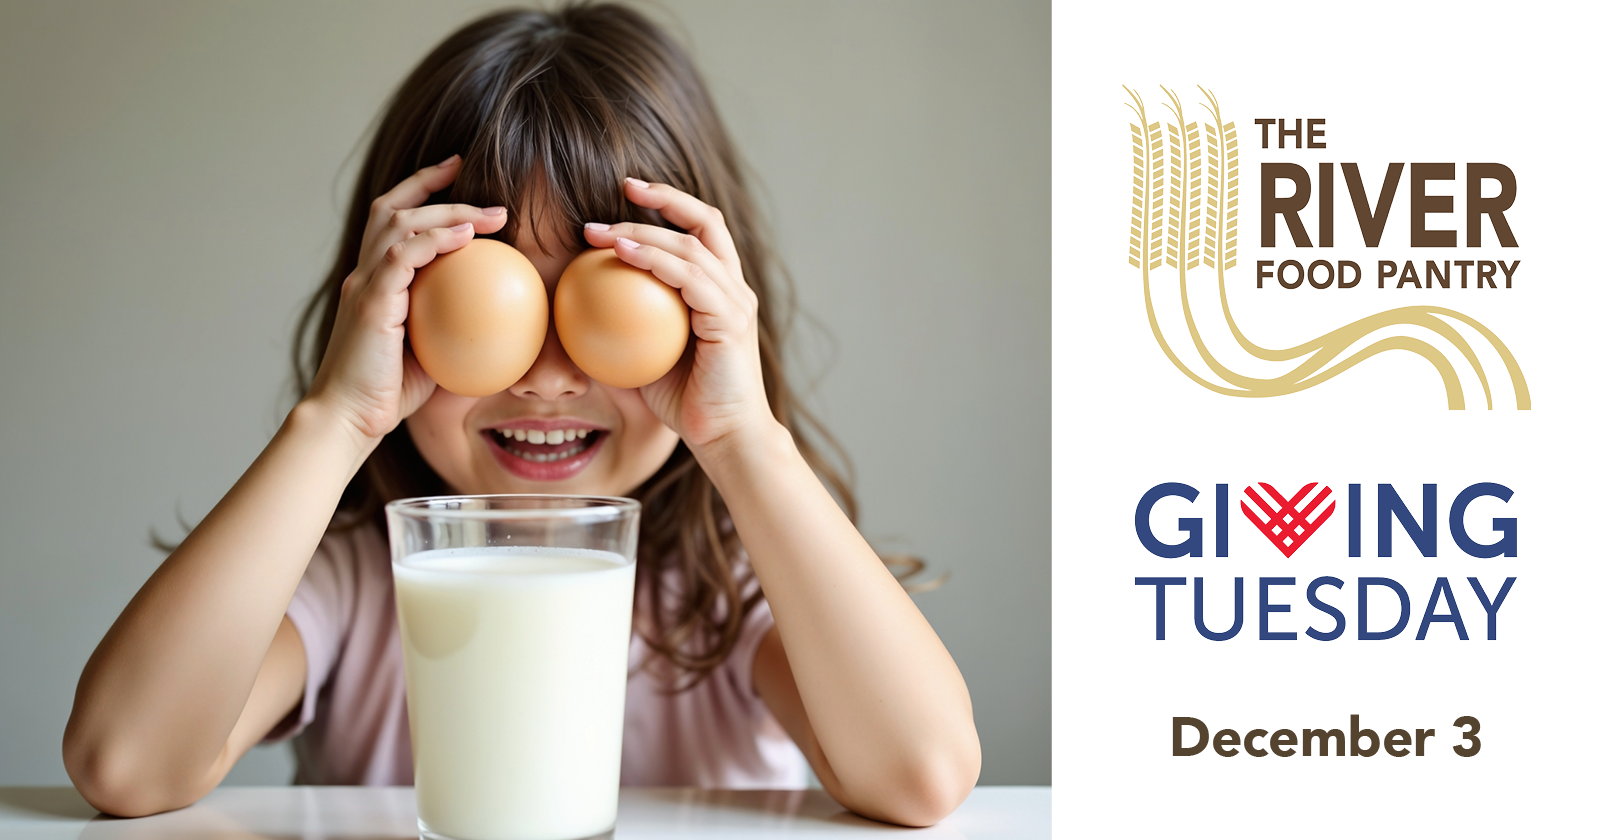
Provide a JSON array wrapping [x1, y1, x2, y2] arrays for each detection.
[[394, 547, 636, 840]]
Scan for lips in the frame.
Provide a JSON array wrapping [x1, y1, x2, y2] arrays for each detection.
[[482, 424, 606, 482]]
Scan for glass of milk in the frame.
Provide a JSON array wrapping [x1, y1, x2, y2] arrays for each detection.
[[386, 495, 640, 840]]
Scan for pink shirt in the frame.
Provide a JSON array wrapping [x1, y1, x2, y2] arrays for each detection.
[[264, 522, 807, 788]]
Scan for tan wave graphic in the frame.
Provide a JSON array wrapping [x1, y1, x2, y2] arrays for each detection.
[[1124, 85, 1530, 410]]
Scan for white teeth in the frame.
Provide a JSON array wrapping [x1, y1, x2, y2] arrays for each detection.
[[511, 444, 584, 464], [494, 427, 596, 449]]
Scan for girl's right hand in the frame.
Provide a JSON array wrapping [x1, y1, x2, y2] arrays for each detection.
[[304, 154, 508, 446]]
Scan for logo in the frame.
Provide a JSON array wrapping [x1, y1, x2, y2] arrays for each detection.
[[1122, 86, 1530, 410], [1240, 482, 1334, 558], [1132, 482, 1518, 641]]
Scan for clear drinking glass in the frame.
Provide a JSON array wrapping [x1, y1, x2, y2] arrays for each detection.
[[386, 495, 640, 840]]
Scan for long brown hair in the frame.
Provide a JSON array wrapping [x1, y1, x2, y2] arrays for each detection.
[[292, 3, 883, 688]]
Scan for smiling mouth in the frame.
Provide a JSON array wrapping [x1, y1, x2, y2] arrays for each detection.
[[483, 427, 605, 464]]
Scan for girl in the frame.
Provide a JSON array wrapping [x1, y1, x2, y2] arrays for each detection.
[[61, 3, 979, 827]]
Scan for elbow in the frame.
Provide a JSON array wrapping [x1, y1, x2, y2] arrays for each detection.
[[63, 728, 205, 818], [63, 736, 154, 817], [862, 728, 983, 827]]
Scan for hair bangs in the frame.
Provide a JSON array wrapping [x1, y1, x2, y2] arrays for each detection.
[[417, 17, 686, 259]]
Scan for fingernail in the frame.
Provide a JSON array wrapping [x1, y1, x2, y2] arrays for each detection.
[[624, 177, 649, 189], [450, 222, 472, 232], [585, 222, 610, 231], [616, 236, 640, 250], [439, 154, 461, 167], [483, 206, 506, 216]]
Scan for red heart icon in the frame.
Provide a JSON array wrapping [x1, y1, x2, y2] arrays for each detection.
[[1240, 483, 1336, 558]]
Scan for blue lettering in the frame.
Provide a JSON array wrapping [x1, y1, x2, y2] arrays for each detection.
[[1416, 577, 1467, 640], [1347, 484, 1361, 557], [1378, 484, 1437, 557], [1216, 484, 1230, 557], [1358, 577, 1411, 640], [1450, 483, 1517, 558], [1135, 483, 1203, 558], [1468, 577, 1515, 640], [1305, 576, 1346, 641], [1259, 577, 1296, 640], [1135, 577, 1186, 640], [1195, 577, 1244, 641]]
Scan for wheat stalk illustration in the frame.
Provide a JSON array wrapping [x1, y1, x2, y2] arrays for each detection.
[[1200, 87, 1238, 273], [1127, 88, 1165, 270], [1160, 86, 1201, 275], [1123, 85, 1530, 410]]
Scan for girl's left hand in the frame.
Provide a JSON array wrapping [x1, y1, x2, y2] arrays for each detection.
[[582, 177, 773, 454]]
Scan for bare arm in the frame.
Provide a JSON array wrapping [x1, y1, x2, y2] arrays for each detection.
[[720, 426, 981, 827], [67, 616, 306, 816], [63, 404, 367, 816], [62, 156, 505, 816]]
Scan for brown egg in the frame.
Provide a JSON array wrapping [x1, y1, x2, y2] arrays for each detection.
[[554, 248, 690, 388], [408, 239, 547, 397]]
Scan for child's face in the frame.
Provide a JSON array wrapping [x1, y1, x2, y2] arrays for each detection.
[[404, 219, 681, 498]]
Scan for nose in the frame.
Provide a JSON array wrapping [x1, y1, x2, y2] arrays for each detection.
[[509, 314, 589, 401]]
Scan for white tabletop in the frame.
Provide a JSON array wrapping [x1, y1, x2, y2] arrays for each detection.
[[0, 786, 1048, 839]]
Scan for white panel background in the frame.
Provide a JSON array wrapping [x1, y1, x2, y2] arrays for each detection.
[[1054, 0, 1597, 835]]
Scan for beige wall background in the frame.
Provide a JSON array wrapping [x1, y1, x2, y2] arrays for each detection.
[[0, 0, 1049, 785]]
